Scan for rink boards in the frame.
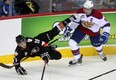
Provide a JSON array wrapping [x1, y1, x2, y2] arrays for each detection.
[[0, 12, 116, 64], [0, 45, 116, 64]]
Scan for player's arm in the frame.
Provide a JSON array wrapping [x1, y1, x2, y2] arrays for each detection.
[[56, 14, 80, 38], [40, 46, 51, 64], [57, 15, 78, 30], [26, 37, 48, 47], [34, 38, 57, 52], [33, 38, 48, 47], [13, 51, 27, 75], [100, 16, 110, 44]]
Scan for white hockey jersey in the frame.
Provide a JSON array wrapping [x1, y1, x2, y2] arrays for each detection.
[[69, 8, 110, 36]]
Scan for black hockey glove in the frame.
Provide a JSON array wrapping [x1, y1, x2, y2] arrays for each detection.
[[16, 66, 27, 75], [41, 52, 50, 63]]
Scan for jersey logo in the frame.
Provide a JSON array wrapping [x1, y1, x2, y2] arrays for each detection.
[[31, 47, 40, 55], [82, 21, 94, 28], [81, 15, 85, 18], [34, 39, 40, 44], [90, 18, 93, 22]]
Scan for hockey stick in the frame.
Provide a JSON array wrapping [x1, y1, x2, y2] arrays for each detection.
[[41, 62, 47, 80], [40, 36, 65, 80], [0, 38, 59, 69], [0, 57, 29, 69], [40, 38, 60, 80], [48, 38, 58, 45], [88, 69, 116, 80]]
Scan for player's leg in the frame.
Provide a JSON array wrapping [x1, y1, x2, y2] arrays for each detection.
[[69, 28, 85, 65], [39, 46, 61, 61], [34, 26, 61, 43], [90, 34, 107, 61], [34, 22, 66, 43], [49, 48, 62, 60]]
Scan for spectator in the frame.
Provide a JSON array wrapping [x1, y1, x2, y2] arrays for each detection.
[[76, 0, 86, 8], [31, 0, 40, 13], [0, 1, 4, 16], [52, 3, 56, 12], [0, 0, 16, 16], [14, 0, 40, 15], [95, 0, 103, 5]]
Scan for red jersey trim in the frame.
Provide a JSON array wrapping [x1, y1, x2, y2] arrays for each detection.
[[91, 9, 103, 19], [79, 24, 100, 37]]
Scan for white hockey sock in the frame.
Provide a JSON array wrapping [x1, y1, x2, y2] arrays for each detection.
[[74, 53, 81, 60], [98, 51, 103, 55], [94, 45, 103, 55], [69, 39, 81, 60]]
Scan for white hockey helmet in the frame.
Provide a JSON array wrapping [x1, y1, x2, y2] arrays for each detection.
[[83, 0, 94, 9]]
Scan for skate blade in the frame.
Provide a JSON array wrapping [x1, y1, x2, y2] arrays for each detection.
[[68, 63, 82, 67]]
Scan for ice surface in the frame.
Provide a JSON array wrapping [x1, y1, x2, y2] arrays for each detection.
[[0, 55, 116, 80]]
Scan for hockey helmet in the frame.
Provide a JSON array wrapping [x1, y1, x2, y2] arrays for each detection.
[[16, 35, 26, 43], [83, 0, 94, 9]]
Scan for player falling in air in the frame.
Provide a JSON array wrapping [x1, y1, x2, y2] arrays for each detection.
[[13, 23, 65, 75]]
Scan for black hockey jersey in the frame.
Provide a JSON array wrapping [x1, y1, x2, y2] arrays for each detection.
[[14, 37, 45, 64]]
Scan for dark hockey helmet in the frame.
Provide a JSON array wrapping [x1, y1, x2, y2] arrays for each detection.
[[16, 35, 26, 43]]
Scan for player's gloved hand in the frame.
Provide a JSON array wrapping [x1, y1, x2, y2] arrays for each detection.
[[16, 66, 27, 75], [63, 26, 72, 38], [100, 32, 110, 44], [41, 52, 50, 63]]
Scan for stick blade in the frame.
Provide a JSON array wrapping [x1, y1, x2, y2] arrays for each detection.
[[0, 63, 14, 69]]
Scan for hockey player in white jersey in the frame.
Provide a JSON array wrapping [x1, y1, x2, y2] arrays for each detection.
[[56, 0, 110, 65]]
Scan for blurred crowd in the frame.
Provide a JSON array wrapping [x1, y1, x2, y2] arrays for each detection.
[[0, 0, 116, 17], [0, 0, 40, 17]]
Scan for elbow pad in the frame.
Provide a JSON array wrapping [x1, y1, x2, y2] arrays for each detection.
[[61, 15, 77, 26]]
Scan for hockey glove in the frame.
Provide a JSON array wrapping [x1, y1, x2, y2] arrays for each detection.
[[16, 67, 27, 75], [63, 26, 72, 38], [41, 52, 50, 63], [100, 32, 110, 44]]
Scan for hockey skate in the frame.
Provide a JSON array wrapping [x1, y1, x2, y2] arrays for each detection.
[[99, 53, 107, 61], [69, 54, 83, 66]]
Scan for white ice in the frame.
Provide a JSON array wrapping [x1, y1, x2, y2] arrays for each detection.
[[0, 55, 116, 80]]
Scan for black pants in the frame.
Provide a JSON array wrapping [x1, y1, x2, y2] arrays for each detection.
[[34, 27, 60, 43], [34, 27, 61, 60], [40, 46, 62, 60]]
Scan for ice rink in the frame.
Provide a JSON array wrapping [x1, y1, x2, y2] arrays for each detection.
[[0, 55, 116, 80]]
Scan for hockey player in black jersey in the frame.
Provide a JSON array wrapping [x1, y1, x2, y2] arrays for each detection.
[[13, 23, 65, 75]]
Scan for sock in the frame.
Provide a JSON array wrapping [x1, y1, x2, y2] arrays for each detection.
[[72, 48, 81, 60], [94, 45, 103, 55]]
